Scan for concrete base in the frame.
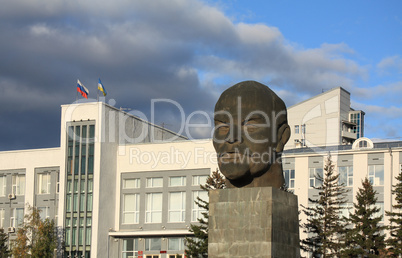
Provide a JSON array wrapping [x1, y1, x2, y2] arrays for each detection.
[[208, 187, 300, 258]]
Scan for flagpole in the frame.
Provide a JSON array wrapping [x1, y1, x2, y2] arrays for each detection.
[[97, 86, 99, 102]]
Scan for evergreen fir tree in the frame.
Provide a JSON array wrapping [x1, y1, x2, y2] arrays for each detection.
[[185, 169, 225, 258], [300, 154, 349, 257], [342, 178, 386, 257], [0, 228, 10, 257], [385, 169, 402, 257]]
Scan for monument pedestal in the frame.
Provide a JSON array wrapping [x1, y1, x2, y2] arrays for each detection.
[[208, 187, 300, 258]]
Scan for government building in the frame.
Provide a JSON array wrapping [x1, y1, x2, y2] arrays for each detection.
[[0, 88, 400, 257]]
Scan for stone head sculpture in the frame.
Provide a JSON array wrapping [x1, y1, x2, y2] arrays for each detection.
[[213, 81, 290, 188]]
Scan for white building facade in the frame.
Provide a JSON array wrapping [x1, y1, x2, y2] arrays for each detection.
[[287, 87, 365, 149], [0, 89, 400, 257]]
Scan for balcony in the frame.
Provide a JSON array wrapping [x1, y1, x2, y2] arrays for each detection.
[[342, 130, 357, 140]]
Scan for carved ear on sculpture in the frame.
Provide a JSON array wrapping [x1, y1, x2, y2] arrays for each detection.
[[275, 124, 290, 153]]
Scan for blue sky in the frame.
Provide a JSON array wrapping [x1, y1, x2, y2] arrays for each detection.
[[223, 0, 402, 140], [0, 0, 401, 151]]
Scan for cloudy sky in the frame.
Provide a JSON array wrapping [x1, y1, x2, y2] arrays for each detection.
[[0, 0, 401, 151]]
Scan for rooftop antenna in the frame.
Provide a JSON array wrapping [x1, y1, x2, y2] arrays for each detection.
[[160, 122, 172, 141]]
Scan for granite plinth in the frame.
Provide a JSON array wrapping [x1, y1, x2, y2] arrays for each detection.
[[208, 187, 300, 258]]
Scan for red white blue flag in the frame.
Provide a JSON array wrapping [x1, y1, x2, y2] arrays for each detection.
[[77, 79, 89, 99]]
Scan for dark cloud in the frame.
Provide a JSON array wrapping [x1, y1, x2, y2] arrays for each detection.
[[0, 0, 396, 150]]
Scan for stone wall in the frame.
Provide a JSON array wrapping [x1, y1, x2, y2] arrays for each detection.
[[208, 187, 300, 258]]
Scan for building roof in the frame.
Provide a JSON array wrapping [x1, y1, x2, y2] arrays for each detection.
[[287, 86, 350, 110], [283, 140, 402, 155]]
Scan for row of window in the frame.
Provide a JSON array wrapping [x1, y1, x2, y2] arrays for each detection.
[[65, 179, 93, 213], [294, 124, 306, 134], [0, 207, 50, 228], [0, 174, 25, 196], [65, 226, 92, 246], [0, 172, 57, 196], [122, 190, 208, 224], [67, 125, 95, 175], [350, 113, 362, 138], [123, 175, 208, 189], [122, 237, 186, 257], [66, 193, 93, 213], [284, 164, 386, 189], [308, 165, 384, 188]]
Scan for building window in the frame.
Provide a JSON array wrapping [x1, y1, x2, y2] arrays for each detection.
[[169, 176, 186, 187], [12, 174, 25, 195], [284, 169, 295, 189], [88, 179, 93, 193], [123, 178, 140, 189], [73, 194, 78, 212], [301, 124, 306, 134], [192, 191, 208, 222], [294, 125, 299, 134], [38, 207, 50, 220], [78, 227, 84, 245], [359, 140, 368, 148], [88, 144, 94, 174], [192, 175, 208, 186], [368, 165, 384, 186], [73, 179, 79, 193], [146, 193, 162, 223], [122, 238, 138, 258], [169, 192, 186, 222], [146, 177, 163, 188], [87, 193, 93, 212], [66, 194, 72, 212], [168, 237, 185, 251], [67, 126, 74, 175], [85, 228, 91, 245], [10, 208, 24, 228], [0, 176, 6, 197], [0, 209, 4, 228], [74, 126, 80, 175], [72, 227, 77, 245], [65, 228, 71, 246], [80, 181, 85, 193], [67, 180, 72, 193], [56, 173, 60, 194], [339, 166, 353, 187], [123, 194, 140, 224], [145, 238, 161, 251], [87, 125, 95, 175], [80, 194, 85, 212], [81, 126, 87, 175], [37, 173, 51, 194], [309, 168, 323, 188]]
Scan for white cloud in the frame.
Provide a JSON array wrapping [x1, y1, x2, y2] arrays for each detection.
[[377, 55, 402, 75], [0, 0, 399, 149], [351, 81, 402, 105], [352, 101, 402, 140]]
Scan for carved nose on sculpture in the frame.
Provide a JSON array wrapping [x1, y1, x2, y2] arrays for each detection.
[[226, 124, 241, 144]]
